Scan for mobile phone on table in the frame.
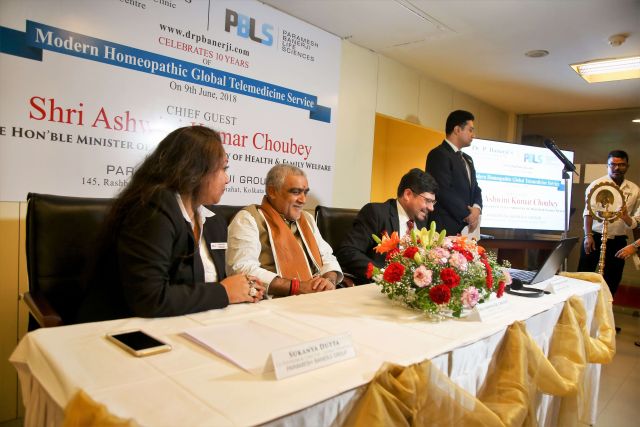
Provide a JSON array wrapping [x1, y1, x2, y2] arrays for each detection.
[[106, 330, 172, 357]]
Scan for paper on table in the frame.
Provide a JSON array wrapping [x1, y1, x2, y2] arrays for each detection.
[[182, 320, 300, 374], [460, 223, 481, 240]]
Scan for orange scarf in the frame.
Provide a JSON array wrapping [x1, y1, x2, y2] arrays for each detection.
[[259, 196, 323, 280]]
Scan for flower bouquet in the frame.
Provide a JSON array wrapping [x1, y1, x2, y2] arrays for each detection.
[[367, 222, 511, 318]]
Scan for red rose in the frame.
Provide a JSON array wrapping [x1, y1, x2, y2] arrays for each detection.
[[482, 260, 493, 290], [497, 281, 506, 298], [429, 284, 451, 304], [383, 262, 405, 283], [440, 267, 461, 288], [386, 248, 400, 261], [451, 243, 472, 261], [403, 246, 419, 259], [365, 262, 374, 279]]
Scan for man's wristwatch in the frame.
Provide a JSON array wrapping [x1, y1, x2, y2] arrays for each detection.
[[632, 240, 640, 249]]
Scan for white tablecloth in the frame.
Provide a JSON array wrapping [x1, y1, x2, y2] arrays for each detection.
[[11, 277, 601, 427]]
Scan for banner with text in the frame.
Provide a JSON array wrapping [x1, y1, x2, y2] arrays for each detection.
[[0, 0, 340, 203]]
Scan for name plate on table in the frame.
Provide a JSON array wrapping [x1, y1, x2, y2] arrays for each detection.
[[465, 297, 509, 322], [271, 333, 355, 380], [544, 276, 571, 294]]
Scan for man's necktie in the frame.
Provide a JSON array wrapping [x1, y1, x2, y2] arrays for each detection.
[[407, 219, 415, 231], [457, 151, 471, 182]]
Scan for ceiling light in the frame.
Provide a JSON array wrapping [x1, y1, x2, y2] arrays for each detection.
[[608, 33, 628, 47], [571, 56, 640, 83], [525, 50, 549, 58], [633, 119, 640, 123]]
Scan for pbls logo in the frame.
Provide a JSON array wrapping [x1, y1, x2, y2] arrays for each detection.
[[524, 153, 543, 163], [224, 8, 273, 46]]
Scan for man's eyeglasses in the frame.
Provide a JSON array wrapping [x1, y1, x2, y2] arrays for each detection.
[[287, 187, 310, 196], [608, 162, 628, 169], [411, 190, 436, 206]]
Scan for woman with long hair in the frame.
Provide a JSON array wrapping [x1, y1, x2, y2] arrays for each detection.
[[78, 126, 263, 322]]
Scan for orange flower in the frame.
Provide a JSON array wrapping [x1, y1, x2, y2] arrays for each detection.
[[453, 235, 476, 251], [375, 231, 400, 254]]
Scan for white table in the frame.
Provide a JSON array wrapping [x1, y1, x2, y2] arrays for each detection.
[[11, 277, 602, 427]]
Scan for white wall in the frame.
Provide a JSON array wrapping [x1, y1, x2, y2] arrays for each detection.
[[331, 41, 378, 209], [332, 40, 514, 209]]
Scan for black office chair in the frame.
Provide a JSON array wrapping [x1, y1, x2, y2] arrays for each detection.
[[315, 206, 360, 286], [24, 193, 112, 329], [314, 205, 359, 251], [211, 204, 244, 225]]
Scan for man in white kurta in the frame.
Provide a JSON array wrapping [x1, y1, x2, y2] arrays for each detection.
[[226, 164, 342, 297]]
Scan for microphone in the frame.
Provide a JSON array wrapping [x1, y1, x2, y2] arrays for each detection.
[[544, 139, 578, 173]]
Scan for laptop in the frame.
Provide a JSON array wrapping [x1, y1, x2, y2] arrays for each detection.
[[508, 237, 579, 285]]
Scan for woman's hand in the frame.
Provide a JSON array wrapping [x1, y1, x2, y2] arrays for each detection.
[[221, 274, 265, 303], [615, 243, 638, 260]]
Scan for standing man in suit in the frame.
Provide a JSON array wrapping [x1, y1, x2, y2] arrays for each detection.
[[425, 110, 482, 236], [336, 168, 438, 284]]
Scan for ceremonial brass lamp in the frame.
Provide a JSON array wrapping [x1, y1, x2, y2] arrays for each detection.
[[587, 182, 625, 275]]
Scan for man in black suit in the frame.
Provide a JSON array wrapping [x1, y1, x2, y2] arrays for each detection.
[[336, 168, 438, 284], [425, 110, 482, 236]]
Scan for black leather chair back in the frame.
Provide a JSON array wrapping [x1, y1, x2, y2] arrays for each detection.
[[25, 193, 112, 328], [211, 204, 244, 225], [314, 205, 359, 252]]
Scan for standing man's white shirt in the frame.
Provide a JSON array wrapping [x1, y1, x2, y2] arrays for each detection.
[[584, 175, 640, 236]]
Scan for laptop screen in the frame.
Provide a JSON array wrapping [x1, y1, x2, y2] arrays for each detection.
[[529, 237, 579, 284]]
